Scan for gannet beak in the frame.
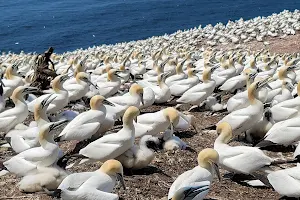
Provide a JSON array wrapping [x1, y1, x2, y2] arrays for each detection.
[[115, 71, 122, 78], [146, 140, 160, 152], [24, 87, 38, 93], [50, 120, 68, 131], [45, 95, 57, 107], [140, 93, 144, 105], [265, 83, 272, 90], [258, 77, 273, 88], [170, 122, 174, 133], [61, 74, 70, 82], [41, 93, 54, 107], [116, 173, 126, 190], [103, 99, 115, 107], [87, 79, 99, 89], [211, 66, 218, 72], [212, 162, 221, 181]]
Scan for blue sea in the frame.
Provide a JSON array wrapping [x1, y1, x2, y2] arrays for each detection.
[[1, 0, 300, 54]]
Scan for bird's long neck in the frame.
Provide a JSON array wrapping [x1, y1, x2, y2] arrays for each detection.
[[35, 110, 49, 128], [39, 133, 57, 150], [123, 117, 135, 130], [248, 89, 259, 105]]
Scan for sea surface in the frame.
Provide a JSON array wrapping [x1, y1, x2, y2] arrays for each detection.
[[1, 0, 300, 54]]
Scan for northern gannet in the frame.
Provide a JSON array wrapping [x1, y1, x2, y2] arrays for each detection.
[[105, 83, 143, 119], [169, 68, 200, 96], [218, 78, 271, 135], [177, 66, 217, 110], [168, 148, 220, 200], [2, 63, 24, 99], [214, 122, 273, 174], [5, 94, 56, 153], [134, 107, 180, 137], [96, 69, 122, 97], [58, 160, 125, 200], [1, 120, 67, 177], [116, 135, 160, 169], [56, 95, 113, 142], [28, 74, 70, 114], [270, 81, 300, 122], [64, 72, 97, 102], [0, 86, 37, 133], [72, 106, 140, 165]]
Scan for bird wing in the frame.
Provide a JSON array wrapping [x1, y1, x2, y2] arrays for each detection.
[[60, 122, 101, 141], [4, 156, 37, 176], [218, 112, 250, 131], [106, 95, 133, 106], [220, 146, 272, 174], [79, 133, 124, 159], [17, 147, 53, 162], [58, 172, 95, 190], [74, 188, 119, 200], [0, 116, 18, 131]]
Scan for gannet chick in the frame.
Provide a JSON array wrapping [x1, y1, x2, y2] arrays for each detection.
[[214, 122, 273, 174], [56, 95, 113, 142], [256, 113, 300, 148], [161, 129, 187, 151], [28, 74, 69, 114], [18, 165, 68, 193], [203, 95, 226, 112], [168, 148, 220, 200], [0, 86, 37, 133], [245, 108, 275, 143], [1, 121, 67, 177], [267, 165, 300, 198], [48, 110, 79, 122], [5, 94, 55, 153], [72, 106, 140, 165], [217, 78, 271, 135], [134, 107, 180, 137], [116, 135, 160, 169]]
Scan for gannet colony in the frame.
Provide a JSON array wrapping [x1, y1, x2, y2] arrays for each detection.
[[1, 9, 300, 200]]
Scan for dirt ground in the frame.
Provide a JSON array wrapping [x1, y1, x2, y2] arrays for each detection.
[[1, 34, 300, 200]]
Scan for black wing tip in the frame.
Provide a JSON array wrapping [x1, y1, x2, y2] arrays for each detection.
[[255, 140, 277, 149]]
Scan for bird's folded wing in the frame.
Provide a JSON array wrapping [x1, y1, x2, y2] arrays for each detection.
[[58, 172, 95, 190]]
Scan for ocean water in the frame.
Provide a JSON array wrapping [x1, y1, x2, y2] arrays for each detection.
[[1, 0, 300, 54]]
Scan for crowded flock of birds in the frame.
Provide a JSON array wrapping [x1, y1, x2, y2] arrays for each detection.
[[1, 10, 300, 200]]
